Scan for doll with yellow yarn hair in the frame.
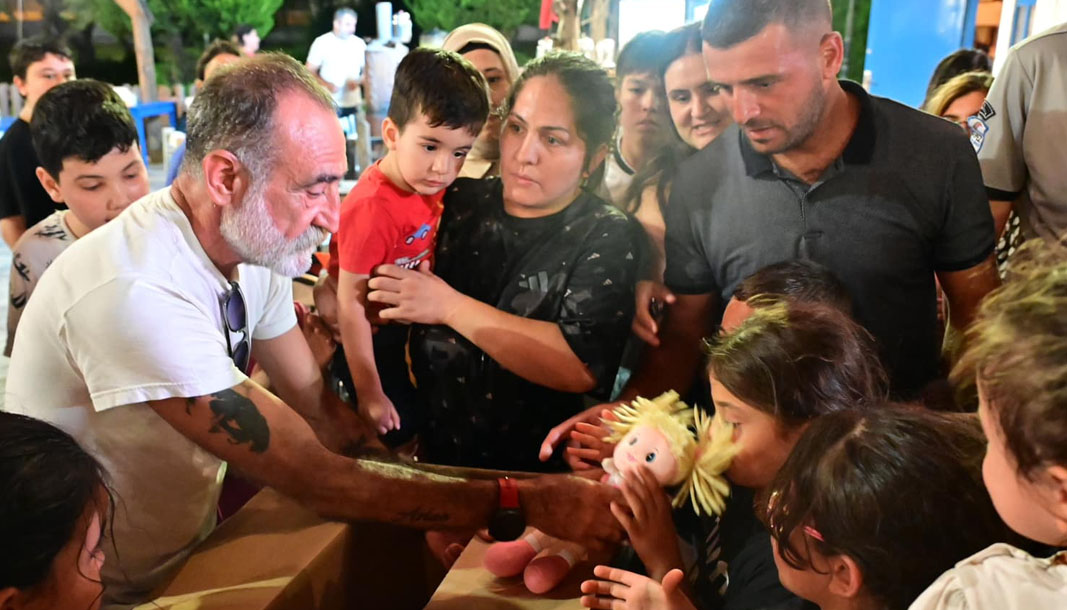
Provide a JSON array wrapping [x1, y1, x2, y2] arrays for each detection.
[[484, 391, 737, 594], [602, 392, 737, 516]]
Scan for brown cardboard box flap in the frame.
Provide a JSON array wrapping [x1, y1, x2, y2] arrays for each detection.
[[137, 488, 352, 610]]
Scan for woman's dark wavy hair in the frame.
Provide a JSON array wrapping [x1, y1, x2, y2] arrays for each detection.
[[502, 51, 617, 185], [705, 299, 887, 428], [620, 23, 702, 214], [1, 412, 113, 591], [762, 406, 1015, 610]]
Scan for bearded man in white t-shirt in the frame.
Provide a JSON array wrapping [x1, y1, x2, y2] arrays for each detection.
[[3, 53, 622, 609], [306, 7, 367, 116]]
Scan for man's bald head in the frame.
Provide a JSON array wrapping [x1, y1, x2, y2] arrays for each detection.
[[702, 0, 832, 49]]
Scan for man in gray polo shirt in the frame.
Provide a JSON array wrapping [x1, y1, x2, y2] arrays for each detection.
[[973, 22, 1067, 243], [623, 0, 999, 403]]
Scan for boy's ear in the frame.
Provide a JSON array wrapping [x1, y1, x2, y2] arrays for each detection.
[[0, 586, 21, 610], [13, 75, 26, 98], [382, 117, 401, 151], [1043, 465, 1067, 524], [35, 167, 64, 204], [201, 150, 251, 209], [826, 554, 864, 599]]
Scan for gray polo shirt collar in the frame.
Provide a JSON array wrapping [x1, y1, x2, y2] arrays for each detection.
[[740, 80, 877, 178]]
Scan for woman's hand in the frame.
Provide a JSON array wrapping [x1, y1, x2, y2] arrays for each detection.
[[366, 261, 466, 326], [632, 281, 676, 346], [581, 566, 695, 610], [612, 465, 684, 581]]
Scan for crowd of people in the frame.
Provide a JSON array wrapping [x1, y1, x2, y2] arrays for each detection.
[[2, 0, 1067, 609]]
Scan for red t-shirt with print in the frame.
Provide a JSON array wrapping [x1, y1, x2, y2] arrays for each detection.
[[328, 161, 444, 279]]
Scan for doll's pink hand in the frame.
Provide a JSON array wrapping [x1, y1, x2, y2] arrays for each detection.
[[611, 465, 685, 581], [580, 566, 696, 610]]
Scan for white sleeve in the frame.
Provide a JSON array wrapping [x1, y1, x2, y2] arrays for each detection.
[[975, 50, 1031, 198], [252, 273, 296, 341], [62, 277, 245, 411], [6, 242, 45, 358], [307, 36, 326, 69], [908, 570, 971, 610], [5, 252, 29, 357]]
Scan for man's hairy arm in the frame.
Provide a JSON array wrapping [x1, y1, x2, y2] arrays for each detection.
[[147, 380, 623, 544]]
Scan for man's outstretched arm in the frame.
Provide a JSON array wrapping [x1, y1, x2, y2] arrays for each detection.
[[148, 380, 623, 547]]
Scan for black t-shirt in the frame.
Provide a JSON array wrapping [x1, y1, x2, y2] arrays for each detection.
[[664, 81, 995, 400], [409, 177, 640, 472], [0, 119, 61, 226], [674, 487, 815, 610]]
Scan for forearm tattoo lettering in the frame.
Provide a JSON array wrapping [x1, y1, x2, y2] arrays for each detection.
[[396, 507, 451, 525], [193, 389, 271, 453]]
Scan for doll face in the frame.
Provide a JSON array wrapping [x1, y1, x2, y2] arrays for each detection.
[[614, 424, 678, 484]]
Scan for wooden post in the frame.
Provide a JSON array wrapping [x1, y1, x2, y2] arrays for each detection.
[[114, 0, 158, 103], [589, 0, 611, 42], [554, 0, 580, 51]]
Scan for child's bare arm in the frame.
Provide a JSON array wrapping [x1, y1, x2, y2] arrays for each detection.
[[337, 269, 399, 434]]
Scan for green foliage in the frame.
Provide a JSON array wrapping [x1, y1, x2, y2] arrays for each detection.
[[68, 0, 284, 84], [147, 0, 284, 43], [409, 0, 541, 36], [833, 0, 872, 82], [68, 0, 131, 39]]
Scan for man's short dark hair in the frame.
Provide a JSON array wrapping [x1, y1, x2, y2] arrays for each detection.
[[616, 30, 670, 81], [702, 0, 832, 49], [197, 39, 243, 81], [334, 7, 356, 21], [8, 37, 73, 81], [30, 79, 137, 180], [387, 48, 489, 136], [733, 259, 851, 313]]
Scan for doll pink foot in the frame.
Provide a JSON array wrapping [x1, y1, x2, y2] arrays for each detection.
[[523, 550, 576, 594], [484, 536, 540, 578]]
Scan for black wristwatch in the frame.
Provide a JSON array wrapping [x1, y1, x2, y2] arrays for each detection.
[[488, 477, 525, 541]]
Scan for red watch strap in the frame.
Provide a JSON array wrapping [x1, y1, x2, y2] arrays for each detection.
[[498, 477, 519, 509]]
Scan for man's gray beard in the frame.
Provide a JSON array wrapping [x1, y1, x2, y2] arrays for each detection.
[[220, 187, 327, 277]]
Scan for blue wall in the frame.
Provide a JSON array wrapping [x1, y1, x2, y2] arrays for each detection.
[[865, 0, 979, 108]]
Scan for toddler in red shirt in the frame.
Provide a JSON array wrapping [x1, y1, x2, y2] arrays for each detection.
[[329, 48, 489, 442]]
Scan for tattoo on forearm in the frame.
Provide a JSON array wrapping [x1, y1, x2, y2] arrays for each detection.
[[396, 507, 451, 525], [197, 389, 271, 453]]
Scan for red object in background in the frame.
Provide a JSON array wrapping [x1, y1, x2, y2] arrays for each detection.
[[540, 0, 559, 30]]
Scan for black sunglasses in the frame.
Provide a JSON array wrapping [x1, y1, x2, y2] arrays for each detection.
[[221, 281, 250, 372]]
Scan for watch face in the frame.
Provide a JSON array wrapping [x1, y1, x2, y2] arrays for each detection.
[[489, 509, 525, 541]]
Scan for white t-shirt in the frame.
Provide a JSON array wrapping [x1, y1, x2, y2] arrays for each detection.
[[909, 543, 1067, 610], [307, 31, 367, 109], [5, 209, 77, 357], [600, 145, 636, 208], [4, 188, 296, 607]]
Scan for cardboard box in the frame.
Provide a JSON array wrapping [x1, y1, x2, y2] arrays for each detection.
[[425, 532, 590, 610], [140, 488, 443, 610]]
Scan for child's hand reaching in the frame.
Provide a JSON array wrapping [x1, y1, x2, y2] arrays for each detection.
[[612, 464, 685, 580], [580, 566, 696, 610], [359, 394, 401, 435]]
